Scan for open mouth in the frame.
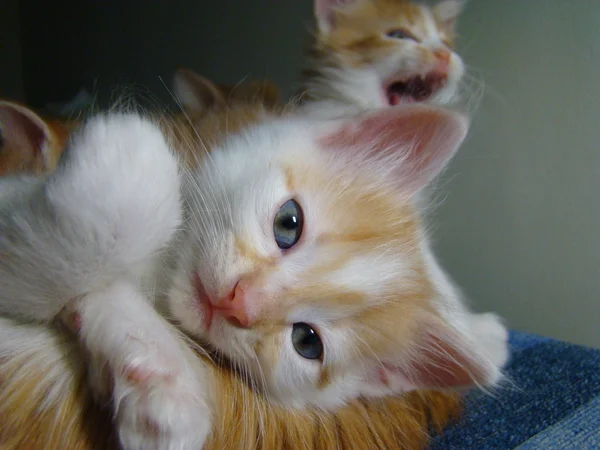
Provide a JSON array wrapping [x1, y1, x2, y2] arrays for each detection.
[[386, 72, 447, 106]]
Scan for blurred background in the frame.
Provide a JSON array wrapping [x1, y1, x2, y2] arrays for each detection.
[[2, 0, 599, 348]]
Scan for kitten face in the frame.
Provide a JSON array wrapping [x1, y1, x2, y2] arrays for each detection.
[[312, 0, 465, 107], [168, 106, 498, 409]]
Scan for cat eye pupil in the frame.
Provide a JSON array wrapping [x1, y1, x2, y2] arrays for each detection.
[[273, 199, 304, 250], [281, 216, 298, 229], [291, 323, 323, 360]]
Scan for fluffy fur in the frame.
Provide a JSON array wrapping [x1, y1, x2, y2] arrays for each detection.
[[0, 100, 76, 176], [0, 317, 461, 450], [299, 0, 465, 115], [0, 98, 507, 449]]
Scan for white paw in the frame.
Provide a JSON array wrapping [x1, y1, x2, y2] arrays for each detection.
[[469, 312, 510, 369], [113, 354, 211, 450], [49, 113, 182, 266]]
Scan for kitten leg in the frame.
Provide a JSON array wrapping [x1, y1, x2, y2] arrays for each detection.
[[75, 278, 211, 450]]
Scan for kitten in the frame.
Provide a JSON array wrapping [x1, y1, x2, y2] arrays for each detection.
[[0, 100, 76, 176], [299, 0, 465, 115], [0, 100, 507, 449], [1, 80, 458, 449]]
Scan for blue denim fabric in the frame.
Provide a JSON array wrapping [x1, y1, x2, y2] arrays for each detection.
[[429, 331, 600, 449]]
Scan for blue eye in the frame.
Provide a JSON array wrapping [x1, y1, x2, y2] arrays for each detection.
[[273, 199, 304, 250], [292, 323, 323, 360]]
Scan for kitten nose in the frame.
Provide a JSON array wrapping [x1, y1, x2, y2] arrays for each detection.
[[219, 280, 250, 327]]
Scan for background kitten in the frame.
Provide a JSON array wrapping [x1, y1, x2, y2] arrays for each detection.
[[299, 0, 465, 113]]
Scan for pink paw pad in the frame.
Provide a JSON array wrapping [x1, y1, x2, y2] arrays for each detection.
[[123, 365, 174, 387]]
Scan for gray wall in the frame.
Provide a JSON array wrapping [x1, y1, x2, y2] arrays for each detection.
[[434, 0, 600, 348]]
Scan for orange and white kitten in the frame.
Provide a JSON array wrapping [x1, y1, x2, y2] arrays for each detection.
[[0, 100, 75, 176], [0, 98, 507, 449], [299, 0, 465, 115], [0, 92, 462, 450]]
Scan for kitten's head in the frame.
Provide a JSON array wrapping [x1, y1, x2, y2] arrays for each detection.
[[309, 0, 465, 107], [169, 104, 499, 409]]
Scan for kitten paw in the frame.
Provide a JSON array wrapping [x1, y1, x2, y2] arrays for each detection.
[[114, 363, 211, 450], [469, 312, 510, 369], [49, 114, 182, 264]]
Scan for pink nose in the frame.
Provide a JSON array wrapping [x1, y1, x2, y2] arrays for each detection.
[[216, 280, 250, 328]]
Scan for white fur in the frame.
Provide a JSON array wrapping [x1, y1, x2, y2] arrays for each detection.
[[0, 114, 209, 450]]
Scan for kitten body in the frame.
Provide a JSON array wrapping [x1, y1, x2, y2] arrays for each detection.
[[0, 98, 507, 449]]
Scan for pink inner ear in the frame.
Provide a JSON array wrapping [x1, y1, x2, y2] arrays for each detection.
[[319, 106, 469, 194]]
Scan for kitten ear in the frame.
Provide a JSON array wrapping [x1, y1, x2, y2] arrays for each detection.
[[318, 105, 469, 196], [362, 315, 501, 396], [172, 68, 226, 116], [0, 100, 53, 172], [219, 80, 281, 108], [314, 0, 356, 33], [434, 0, 465, 31]]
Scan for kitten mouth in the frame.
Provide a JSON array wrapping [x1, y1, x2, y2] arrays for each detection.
[[385, 71, 447, 105], [192, 273, 213, 330]]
